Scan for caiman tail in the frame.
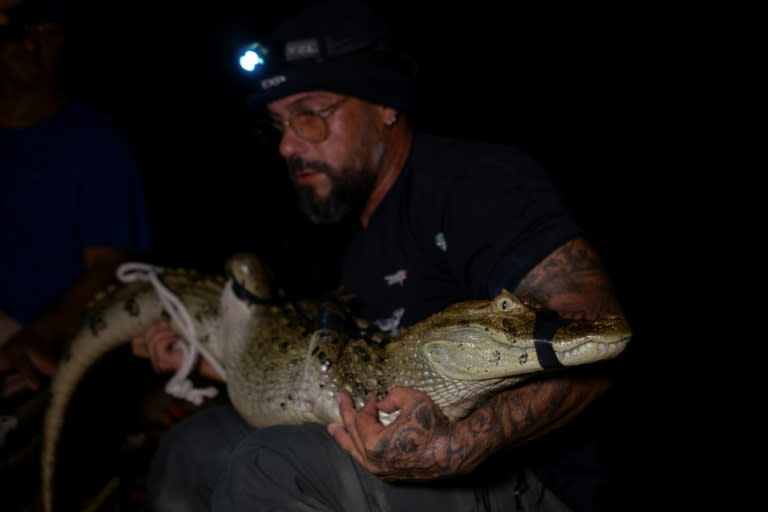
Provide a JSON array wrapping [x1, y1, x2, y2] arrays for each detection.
[[41, 269, 225, 512]]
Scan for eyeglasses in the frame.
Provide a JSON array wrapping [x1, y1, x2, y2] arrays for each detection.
[[270, 97, 350, 143]]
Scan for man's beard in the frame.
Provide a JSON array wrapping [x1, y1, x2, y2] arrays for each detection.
[[288, 158, 377, 224]]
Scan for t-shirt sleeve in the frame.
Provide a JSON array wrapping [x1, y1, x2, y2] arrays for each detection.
[[441, 149, 583, 296]]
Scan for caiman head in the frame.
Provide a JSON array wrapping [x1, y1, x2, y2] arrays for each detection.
[[225, 252, 274, 305], [412, 289, 631, 381]]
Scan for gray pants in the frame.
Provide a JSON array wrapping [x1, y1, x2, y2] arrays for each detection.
[[148, 405, 572, 512]]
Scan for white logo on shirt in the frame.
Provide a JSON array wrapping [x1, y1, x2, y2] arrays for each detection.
[[384, 269, 408, 286], [374, 308, 404, 336], [434, 232, 447, 252]]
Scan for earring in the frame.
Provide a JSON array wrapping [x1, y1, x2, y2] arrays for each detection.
[[386, 114, 398, 126]]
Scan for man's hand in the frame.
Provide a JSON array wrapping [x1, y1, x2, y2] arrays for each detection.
[[131, 320, 224, 381], [130, 320, 184, 374], [0, 328, 57, 396], [328, 387, 462, 481]]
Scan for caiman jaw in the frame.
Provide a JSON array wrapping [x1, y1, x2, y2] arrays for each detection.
[[421, 325, 543, 381], [554, 337, 630, 366], [421, 311, 632, 380], [551, 315, 632, 367]]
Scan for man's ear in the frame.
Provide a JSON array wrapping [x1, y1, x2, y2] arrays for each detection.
[[378, 106, 398, 127]]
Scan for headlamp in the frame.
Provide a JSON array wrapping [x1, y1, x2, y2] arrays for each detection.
[[235, 35, 415, 111], [238, 42, 269, 73], [234, 2, 415, 110]]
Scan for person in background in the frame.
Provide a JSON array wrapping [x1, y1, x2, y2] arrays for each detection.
[[131, 1, 629, 510], [0, 0, 152, 397], [0, 0, 21, 24]]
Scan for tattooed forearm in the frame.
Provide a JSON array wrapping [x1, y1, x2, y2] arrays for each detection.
[[339, 237, 625, 482], [515, 237, 623, 320], [369, 395, 457, 480], [353, 373, 613, 481], [442, 374, 612, 475]]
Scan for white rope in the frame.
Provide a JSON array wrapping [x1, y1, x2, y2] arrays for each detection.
[[117, 262, 227, 405]]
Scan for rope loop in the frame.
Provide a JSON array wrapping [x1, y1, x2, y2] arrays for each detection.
[[117, 262, 226, 405]]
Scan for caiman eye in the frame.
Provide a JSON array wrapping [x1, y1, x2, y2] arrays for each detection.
[[498, 297, 512, 311]]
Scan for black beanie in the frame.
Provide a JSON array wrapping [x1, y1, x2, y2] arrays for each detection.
[[244, 0, 416, 112]]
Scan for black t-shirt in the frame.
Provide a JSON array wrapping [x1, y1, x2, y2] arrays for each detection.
[[341, 133, 583, 332], [340, 133, 607, 511]]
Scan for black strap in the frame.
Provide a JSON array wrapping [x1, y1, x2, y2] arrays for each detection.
[[533, 310, 566, 369], [231, 278, 277, 307]]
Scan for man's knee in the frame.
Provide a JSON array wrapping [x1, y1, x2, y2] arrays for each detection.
[[152, 406, 235, 461], [147, 405, 250, 512], [212, 423, 354, 510], [227, 423, 336, 473]]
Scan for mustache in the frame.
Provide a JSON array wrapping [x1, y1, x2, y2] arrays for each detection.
[[286, 157, 334, 177]]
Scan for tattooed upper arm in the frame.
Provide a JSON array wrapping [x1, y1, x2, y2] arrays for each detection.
[[514, 237, 623, 320]]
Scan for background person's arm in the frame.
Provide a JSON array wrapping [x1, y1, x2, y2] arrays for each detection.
[[0, 246, 131, 394]]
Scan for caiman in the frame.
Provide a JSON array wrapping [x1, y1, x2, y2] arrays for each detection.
[[41, 252, 631, 512]]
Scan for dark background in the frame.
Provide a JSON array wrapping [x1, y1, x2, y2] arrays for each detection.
[[62, 0, 655, 274], [55, 0, 664, 506]]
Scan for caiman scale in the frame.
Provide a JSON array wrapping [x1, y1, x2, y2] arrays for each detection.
[[41, 252, 631, 511]]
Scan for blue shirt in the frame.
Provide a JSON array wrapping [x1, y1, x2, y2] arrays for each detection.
[[0, 99, 152, 324]]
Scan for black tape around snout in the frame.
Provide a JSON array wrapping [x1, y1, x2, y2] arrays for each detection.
[[534, 310, 566, 369], [231, 278, 275, 306]]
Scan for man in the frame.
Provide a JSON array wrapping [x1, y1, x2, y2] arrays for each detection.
[[132, 1, 627, 510], [0, 0, 152, 396]]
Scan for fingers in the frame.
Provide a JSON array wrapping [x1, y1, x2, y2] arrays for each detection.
[[131, 321, 173, 357], [28, 349, 57, 378], [335, 390, 357, 423], [131, 321, 182, 373], [336, 392, 390, 462], [2, 373, 32, 397], [378, 386, 425, 411], [130, 333, 148, 357], [11, 352, 40, 391], [338, 391, 381, 434], [148, 336, 182, 373], [328, 392, 367, 466], [356, 392, 385, 434]]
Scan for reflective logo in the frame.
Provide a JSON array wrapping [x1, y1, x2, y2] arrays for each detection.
[[434, 232, 447, 252], [285, 38, 320, 61], [374, 308, 404, 336], [384, 269, 408, 286], [261, 75, 287, 89]]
